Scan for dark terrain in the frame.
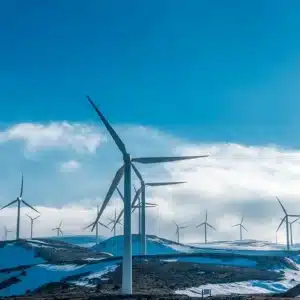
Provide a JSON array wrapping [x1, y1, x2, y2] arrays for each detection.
[[2, 260, 286, 299]]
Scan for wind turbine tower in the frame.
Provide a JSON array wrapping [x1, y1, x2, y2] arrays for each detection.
[[26, 214, 40, 239], [87, 96, 208, 295], [277, 217, 299, 247], [232, 216, 248, 241], [3, 226, 12, 241], [52, 221, 63, 237], [107, 207, 123, 237], [173, 220, 187, 243], [276, 197, 300, 250], [196, 210, 216, 244], [0, 174, 39, 240]]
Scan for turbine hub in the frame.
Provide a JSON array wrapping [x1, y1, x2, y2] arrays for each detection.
[[123, 153, 131, 162]]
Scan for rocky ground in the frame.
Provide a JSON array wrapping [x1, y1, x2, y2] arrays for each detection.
[[3, 260, 286, 299]]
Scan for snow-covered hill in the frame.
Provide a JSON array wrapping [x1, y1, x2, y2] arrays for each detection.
[[1, 236, 300, 298], [92, 234, 195, 256], [38, 235, 105, 248]]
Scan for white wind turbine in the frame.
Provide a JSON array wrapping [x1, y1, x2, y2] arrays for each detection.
[[85, 205, 110, 244], [129, 170, 186, 255], [87, 96, 208, 295], [0, 174, 39, 240], [278, 217, 299, 247], [276, 197, 300, 250], [196, 210, 216, 244], [3, 226, 12, 241], [52, 221, 63, 237], [173, 220, 187, 243], [112, 181, 184, 254], [26, 214, 40, 239], [107, 207, 123, 237], [232, 215, 248, 241], [131, 185, 158, 237]]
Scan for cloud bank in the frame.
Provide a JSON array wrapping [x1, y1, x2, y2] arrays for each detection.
[[0, 121, 299, 244]]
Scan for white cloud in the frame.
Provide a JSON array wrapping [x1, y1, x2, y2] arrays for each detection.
[[59, 160, 81, 173], [0, 122, 105, 153], [0, 123, 300, 244]]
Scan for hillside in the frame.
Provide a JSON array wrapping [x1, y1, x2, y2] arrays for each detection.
[[1, 236, 300, 298]]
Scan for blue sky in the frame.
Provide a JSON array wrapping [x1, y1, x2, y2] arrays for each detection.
[[1, 1, 300, 145], [1, 1, 300, 241]]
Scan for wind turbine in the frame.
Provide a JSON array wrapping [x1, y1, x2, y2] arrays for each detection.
[[26, 214, 40, 239], [131, 186, 158, 237], [0, 174, 39, 240], [107, 207, 124, 237], [232, 215, 248, 241], [130, 173, 186, 255], [278, 217, 299, 247], [52, 221, 63, 237], [276, 197, 300, 250], [3, 226, 12, 241], [84, 205, 110, 243], [196, 210, 216, 244], [173, 220, 187, 243], [87, 96, 208, 295]]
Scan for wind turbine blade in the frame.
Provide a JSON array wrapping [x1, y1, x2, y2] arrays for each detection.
[[241, 215, 244, 224], [33, 215, 40, 221], [25, 214, 32, 220], [116, 187, 124, 202], [241, 225, 248, 232], [276, 216, 286, 232], [146, 181, 186, 187], [131, 163, 143, 182], [99, 222, 110, 230], [196, 222, 205, 228], [83, 222, 94, 230], [22, 200, 39, 213], [291, 217, 300, 224], [112, 209, 124, 231], [87, 96, 127, 156], [207, 223, 216, 230], [132, 155, 209, 164], [20, 173, 24, 198], [117, 221, 123, 226], [0, 199, 18, 210], [276, 197, 287, 215], [106, 220, 114, 226], [180, 226, 188, 229], [59, 220, 62, 228], [59, 229, 63, 235], [232, 224, 239, 227], [145, 202, 158, 206], [205, 210, 208, 222], [92, 165, 124, 231], [52, 228, 56, 231]]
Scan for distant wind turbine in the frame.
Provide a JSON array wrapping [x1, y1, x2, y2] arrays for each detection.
[[26, 214, 40, 239], [3, 226, 12, 241], [196, 210, 216, 244], [132, 185, 158, 236], [107, 207, 123, 237], [52, 221, 63, 236], [232, 215, 248, 241], [87, 96, 208, 294], [0, 174, 39, 240], [173, 220, 187, 243], [278, 217, 299, 247], [276, 197, 300, 250], [85, 205, 111, 244], [131, 175, 185, 255]]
